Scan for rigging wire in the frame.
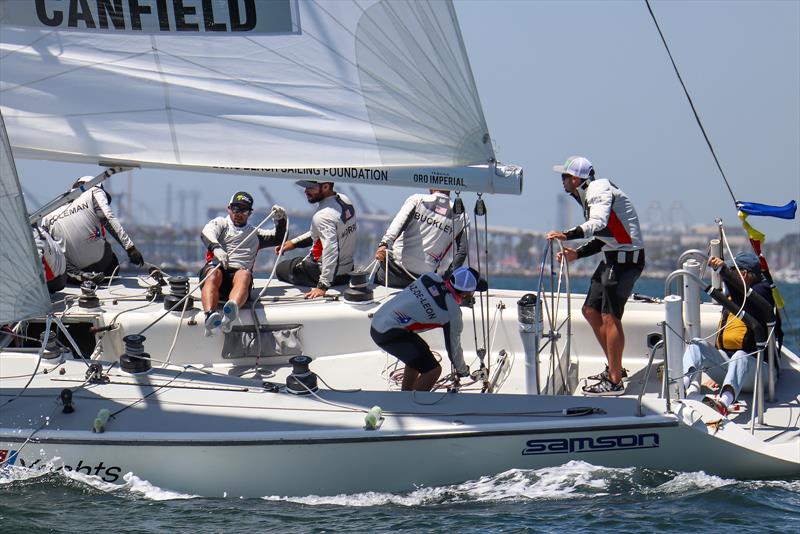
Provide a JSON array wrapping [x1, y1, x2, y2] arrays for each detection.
[[646, 0, 792, 331], [644, 0, 737, 206], [474, 194, 490, 375]]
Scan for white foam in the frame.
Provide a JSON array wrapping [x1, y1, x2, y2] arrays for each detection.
[[263, 461, 628, 506], [120, 472, 199, 500], [652, 471, 736, 494], [1, 461, 196, 501]]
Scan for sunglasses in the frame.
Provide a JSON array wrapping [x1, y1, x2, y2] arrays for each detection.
[[561, 174, 572, 181], [229, 205, 251, 214]]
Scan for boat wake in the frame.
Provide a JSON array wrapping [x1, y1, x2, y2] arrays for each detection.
[[3, 460, 798, 503], [263, 461, 800, 506], [0, 461, 196, 501]]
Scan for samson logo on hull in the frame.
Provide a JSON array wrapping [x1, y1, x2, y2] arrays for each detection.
[[5, 0, 295, 35], [521, 433, 660, 455]]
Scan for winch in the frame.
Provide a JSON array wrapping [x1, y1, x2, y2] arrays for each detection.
[[285, 355, 318, 395], [120, 334, 151, 373], [163, 275, 194, 311]]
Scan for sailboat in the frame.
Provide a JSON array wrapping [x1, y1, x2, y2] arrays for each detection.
[[1, 1, 798, 497]]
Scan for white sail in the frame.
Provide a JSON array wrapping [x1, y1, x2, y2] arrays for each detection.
[[0, 0, 521, 194], [0, 111, 51, 323]]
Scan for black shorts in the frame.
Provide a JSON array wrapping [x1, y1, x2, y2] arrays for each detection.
[[275, 256, 350, 288], [370, 327, 439, 373], [584, 254, 644, 319], [198, 263, 252, 302]]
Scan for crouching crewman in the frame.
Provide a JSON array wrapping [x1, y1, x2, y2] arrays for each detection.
[[369, 266, 487, 391]]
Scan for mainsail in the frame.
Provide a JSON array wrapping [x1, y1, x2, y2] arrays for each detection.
[[0, 111, 51, 323], [0, 0, 521, 194]]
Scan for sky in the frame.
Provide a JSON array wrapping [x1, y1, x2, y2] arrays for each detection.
[[12, 0, 800, 240]]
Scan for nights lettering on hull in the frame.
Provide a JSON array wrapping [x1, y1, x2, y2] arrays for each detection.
[[521, 433, 660, 456], [6, 452, 123, 483], [24, 0, 294, 34]]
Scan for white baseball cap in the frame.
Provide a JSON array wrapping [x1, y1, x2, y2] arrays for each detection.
[[552, 156, 593, 179]]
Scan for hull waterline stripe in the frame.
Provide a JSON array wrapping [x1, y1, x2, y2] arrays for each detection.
[[0, 420, 678, 447]]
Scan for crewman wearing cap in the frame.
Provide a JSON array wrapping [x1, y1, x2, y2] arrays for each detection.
[[199, 191, 287, 336], [370, 266, 487, 391], [682, 253, 783, 415], [275, 181, 357, 299], [546, 156, 645, 396], [42, 175, 145, 285]]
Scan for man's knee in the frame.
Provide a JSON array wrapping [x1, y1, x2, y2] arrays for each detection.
[[233, 269, 253, 285], [582, 305, 600, 322], [205, 268, 223, 287], [601, 313, 622, 328]]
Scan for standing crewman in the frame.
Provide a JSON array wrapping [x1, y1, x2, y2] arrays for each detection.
[[370, 266, 487, 391], [43, 176, 144, 284], [200, 191, 287, 336], [275, 181, 356, 299], [374, 189, 468, 288], [546, 156, 645, 396]]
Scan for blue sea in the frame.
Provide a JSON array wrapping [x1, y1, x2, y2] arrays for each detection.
[[2, 277, 798, 533]]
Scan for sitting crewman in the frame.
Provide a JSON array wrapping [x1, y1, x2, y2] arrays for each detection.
[[370, 266, 487, 391], [43, 175, 145, 284], [32, 224, 66, 294], [682, 253, 782, 416], [275, 181, 356, 299], [374, 189, 468, 288], [200, 191, 287, 336]]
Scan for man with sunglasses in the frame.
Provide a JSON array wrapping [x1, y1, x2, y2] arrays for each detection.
[[546, 156, 644, 396], [275, 181, 357, 299], [200, 191, 287, 336]]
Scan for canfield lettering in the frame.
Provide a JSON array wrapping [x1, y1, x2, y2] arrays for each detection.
[[30, 0, 286, 34]]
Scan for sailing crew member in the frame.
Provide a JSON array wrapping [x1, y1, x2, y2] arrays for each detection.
[[374, 189, 468, 288], [200, 192, 287, 336], [275, 181, 356, 299], [682, 253, 782, 416], [43, 176, 145, 285], [32, 224, 66, 294], [370, 266, 487, 391], [546, 156, 645, 396]]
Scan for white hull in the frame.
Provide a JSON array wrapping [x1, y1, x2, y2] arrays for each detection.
[[2, 345, 798, 497]]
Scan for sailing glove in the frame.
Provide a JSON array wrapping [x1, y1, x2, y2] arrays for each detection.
[[271, 204, 287, 221], [213, 247, 229, 269], [126, 246, 144, 266]]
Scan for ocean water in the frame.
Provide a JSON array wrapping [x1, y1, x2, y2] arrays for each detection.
[[2, 277, 799, 532]]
